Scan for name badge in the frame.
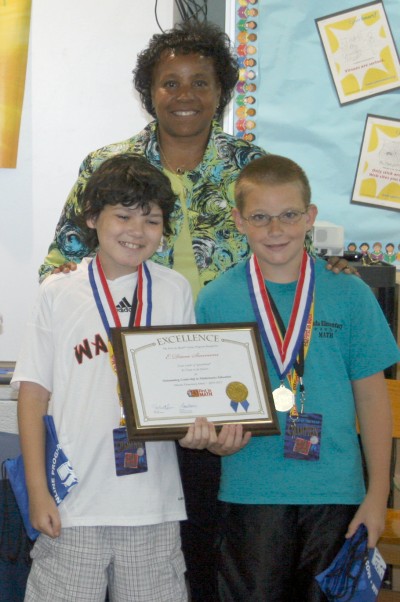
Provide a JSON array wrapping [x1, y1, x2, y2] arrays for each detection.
[[113, 427, 148, 476], [283, 413, 322, 461]]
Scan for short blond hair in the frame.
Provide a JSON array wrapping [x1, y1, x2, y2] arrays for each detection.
[[235, 155, 311, 213]]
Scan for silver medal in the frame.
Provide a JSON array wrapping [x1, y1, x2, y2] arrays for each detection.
[[273, 385, 294, 412]]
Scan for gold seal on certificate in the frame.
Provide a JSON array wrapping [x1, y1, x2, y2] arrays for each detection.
[[226, 381, 250, 413], [273, 384, 294, 412], [226, 381, 249, 403]]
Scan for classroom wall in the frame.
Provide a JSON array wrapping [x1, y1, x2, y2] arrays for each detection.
[[0, 0, 174, 360]]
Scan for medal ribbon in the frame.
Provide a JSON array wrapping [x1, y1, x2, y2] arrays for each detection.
[[88, 255, 152, 336], [246, 250, 315, 381], [88, 255, 153, 425], [266, 288, 314, 405]]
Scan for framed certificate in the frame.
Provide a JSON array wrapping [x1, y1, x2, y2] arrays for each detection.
[[316, 2, 400, 105], [111, 323, 280, 441], [352, 114, 400, 210]]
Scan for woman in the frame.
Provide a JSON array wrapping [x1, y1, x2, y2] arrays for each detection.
[[39, 22, 266, 293], [39, 21, 352, 601]]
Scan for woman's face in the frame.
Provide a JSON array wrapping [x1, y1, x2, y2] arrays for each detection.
[[151, 52, 221, 142]]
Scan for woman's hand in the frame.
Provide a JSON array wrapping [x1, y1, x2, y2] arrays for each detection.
[[326, 256, 359, 276], [52, 262, 78, 275]]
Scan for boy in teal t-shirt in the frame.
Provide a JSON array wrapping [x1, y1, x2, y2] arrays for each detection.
[[196, 155, 400, 601]]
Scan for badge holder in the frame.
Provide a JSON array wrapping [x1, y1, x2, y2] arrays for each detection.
[[113, 426, 148, 477]]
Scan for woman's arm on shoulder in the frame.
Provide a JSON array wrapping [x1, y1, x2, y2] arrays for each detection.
[[325, 256, 359, 275]]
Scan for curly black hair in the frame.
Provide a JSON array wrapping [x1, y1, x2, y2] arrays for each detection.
[[80, 153, 176, 249], [133, 20, 239, 120]]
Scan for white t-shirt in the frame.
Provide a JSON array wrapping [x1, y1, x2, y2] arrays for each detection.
[[12, 259, 195, 528]]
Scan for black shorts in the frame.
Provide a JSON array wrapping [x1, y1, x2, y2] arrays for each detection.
[[218, 502, 358, 602]]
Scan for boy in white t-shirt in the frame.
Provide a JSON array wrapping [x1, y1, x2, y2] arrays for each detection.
[[13, 154, 248, 602]]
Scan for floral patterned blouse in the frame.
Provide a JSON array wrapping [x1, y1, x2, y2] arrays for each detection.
[[39, 120, 265, 283]]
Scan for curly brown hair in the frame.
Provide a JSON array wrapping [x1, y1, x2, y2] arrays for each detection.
[[79, 154, 176, 249], [133, 21, 239, 120]]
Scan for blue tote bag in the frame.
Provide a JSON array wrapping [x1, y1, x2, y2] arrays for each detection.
[[3, 415, 78, 540], [315, 524, 386, 601]]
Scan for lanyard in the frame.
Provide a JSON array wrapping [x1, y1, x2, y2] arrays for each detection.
[[266, 290, 305, 380], [266, 288, 312, 413]]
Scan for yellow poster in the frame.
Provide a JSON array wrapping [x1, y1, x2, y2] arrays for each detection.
[[352, 114, 400, 210], [316, 2, 400, 105], [0, 0, 32, 168]]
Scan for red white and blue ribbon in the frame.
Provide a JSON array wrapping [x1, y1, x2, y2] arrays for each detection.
[[88, 254, 152, 336], [246, 250, 315, 380]]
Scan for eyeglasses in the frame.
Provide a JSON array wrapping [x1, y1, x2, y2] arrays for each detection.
[[241, 210, 307, 227]]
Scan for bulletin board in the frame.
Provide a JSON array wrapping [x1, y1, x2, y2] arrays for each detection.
[[227, 0, 400, 268]]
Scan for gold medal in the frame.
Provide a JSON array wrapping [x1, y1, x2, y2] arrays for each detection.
[[226, 381, 249, 403], [273, 384, 294, 412]]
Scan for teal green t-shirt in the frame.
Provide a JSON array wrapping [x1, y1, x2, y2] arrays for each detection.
[[195, 257, 400, 505]]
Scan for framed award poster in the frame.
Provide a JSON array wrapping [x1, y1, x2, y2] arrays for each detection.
[[111, 323, 280, 441], [352, 114, 400, 210], [316, 2, 400, 105]]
